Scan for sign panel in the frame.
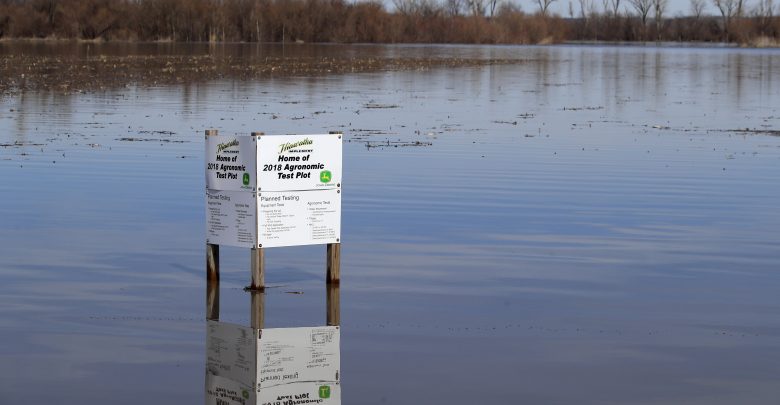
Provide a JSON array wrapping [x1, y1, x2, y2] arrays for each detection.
[[257, 190, 341, 248], [207, 320, 257, 389], [206, 189, 257, 248], [206, 135, 257, 192], [256, 326, 340, 389], [257, 134, 342, 192]]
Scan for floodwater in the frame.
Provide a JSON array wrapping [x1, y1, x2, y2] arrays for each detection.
[[2, 43, 780, 404]]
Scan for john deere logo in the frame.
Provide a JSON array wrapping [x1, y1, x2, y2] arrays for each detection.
[[318, 385, 331, 399], [320, 170, 332, 183], [242, 389, 249, 400], [242, 173, 250, 186]]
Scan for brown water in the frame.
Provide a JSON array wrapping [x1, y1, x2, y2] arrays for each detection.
[[1, 43, 780, 404]]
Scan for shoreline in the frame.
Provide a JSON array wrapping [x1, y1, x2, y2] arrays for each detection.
[[2, 37, 778, 48]]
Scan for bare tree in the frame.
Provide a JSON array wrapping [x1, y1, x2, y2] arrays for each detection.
[[737, 0, 746, 16], [713, 0, 738, 39], [445, 0, 465, 16], [756, 0, 774, 33], [392, 0, 417, 14], [630, 0, 652, 29], [579, 0, 592, 19], [653, 0, 667, 38], [487, 0, 501, 17], [611, 0, 622, 15], [755, 0, 773, 16], [690, 0, 706, 19], [468, 0, 487, 16], [537, 0, 558, 15]]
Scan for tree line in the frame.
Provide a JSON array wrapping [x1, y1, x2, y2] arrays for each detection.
[[0, 0, 777, 45]]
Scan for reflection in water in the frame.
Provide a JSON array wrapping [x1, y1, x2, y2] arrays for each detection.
[[206, 282, 341, 405]]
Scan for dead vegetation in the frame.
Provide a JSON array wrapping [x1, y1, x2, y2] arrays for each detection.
[[0, 52, 525, 94]]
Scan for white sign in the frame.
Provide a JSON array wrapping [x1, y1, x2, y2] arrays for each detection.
[[206, 189, 257, 248], [205, 133, 342, 249], [206, 135, 257, 192], [257, 326, 340, 389], [257, 134, 342, 192], [258, 190, 341, 248]]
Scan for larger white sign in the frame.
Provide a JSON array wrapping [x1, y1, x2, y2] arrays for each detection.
[[205, 133, 342, 249], [258, 190, 341, 248], [257, 134, 342, 192]]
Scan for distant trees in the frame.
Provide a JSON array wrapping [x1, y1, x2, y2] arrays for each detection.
[[713, 0, 740, 40], [536, 0, 559, 16], [0, 0, 777, 45], [653, 0, 667, 39], [629, 0, 652, 38]]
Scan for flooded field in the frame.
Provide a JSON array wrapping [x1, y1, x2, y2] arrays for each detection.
[[1, 43, 780, 404]]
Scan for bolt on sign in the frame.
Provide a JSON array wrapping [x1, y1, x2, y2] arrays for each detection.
[[205, 133, 342, 249]]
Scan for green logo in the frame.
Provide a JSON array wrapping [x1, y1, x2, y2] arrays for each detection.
[[318, 385, 331, 399], [242, 389, 249, 400], [242, 173, 250, 186], [320, 170, 332, 183]]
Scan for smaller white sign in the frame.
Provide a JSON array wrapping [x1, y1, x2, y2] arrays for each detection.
[[257, 190, 341, 248], [206, 189, 257, 248], [257, 326, 340, 389], [257, 134, 342, 192], [207, 320, 257, 390], [206, 135, 257, 192]]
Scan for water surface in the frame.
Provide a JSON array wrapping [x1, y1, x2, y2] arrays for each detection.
[[1, 44, 780, 404]]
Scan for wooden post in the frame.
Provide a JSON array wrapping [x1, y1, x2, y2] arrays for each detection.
[[326, 243, 340, 284], [207, 244, 219, 284], [249, 131, 266, 291], [326, 131, 342, 285], [250, 290, 265, 329], [250, 247, 265, 290], [206, 129, 220, 284], [326, 283, 340, 326], [206, 278, 219, 321]]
